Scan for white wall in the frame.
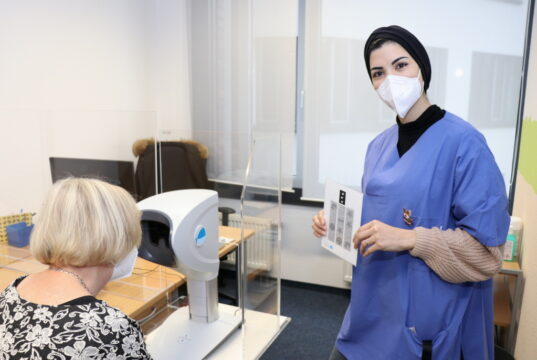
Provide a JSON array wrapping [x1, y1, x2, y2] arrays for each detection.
[[281, 203, 350, 288], [0, 1, 156, 111], [0, 0, 191, 215], [513, 175, 537, 359], [154, 0, 192, 140]]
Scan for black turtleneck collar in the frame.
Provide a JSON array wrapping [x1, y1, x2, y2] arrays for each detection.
[[396, 105, 445, 157]]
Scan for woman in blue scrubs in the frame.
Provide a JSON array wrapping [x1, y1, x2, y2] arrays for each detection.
[[312, 25, 509, 360]]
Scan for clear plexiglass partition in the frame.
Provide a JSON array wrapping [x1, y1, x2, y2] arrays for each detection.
[[214, 130, 290, 359], [136, 128, 288, 360]]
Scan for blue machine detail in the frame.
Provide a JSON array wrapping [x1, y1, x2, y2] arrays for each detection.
[[195, 226, 207, 247]]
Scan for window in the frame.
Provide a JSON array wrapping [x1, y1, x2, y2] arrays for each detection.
[[187, 0, 530, 202], [299, 0, 529, 200], [189, 0, 297, 191]]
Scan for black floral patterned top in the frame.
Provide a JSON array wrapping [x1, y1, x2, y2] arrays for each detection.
[[0, 277, 152, 359]]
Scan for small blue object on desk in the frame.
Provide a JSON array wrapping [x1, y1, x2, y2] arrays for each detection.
[[6, 222, 34, 247]]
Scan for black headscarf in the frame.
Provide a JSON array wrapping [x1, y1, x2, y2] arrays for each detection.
[[364, 25, 431, 91]]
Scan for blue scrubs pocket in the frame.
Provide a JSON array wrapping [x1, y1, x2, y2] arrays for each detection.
[[405, 260, 470, 359], [403, 327, 456, 359]]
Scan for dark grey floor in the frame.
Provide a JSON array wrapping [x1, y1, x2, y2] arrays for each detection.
[[260, 280, 350, 360]]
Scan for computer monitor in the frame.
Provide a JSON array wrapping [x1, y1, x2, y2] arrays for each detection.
[[49, 157, 136, 197]]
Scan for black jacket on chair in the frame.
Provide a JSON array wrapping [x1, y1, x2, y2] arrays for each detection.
[[134, 141, 210, 201]]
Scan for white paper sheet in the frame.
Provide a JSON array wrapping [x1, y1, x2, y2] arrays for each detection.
[[321, 179, 361, 266]]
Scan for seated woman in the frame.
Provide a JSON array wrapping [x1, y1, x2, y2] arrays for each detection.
[[0, 178, 151, 359]]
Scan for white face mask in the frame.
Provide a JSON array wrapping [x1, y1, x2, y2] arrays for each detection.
[[111, 247, 138, 281], [376, 71, 422, 118]]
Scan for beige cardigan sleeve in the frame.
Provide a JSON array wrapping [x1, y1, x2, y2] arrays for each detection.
[[409, 227, 504, 283]]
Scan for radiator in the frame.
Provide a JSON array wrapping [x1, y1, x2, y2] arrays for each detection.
[[220, 213, 275, 272]]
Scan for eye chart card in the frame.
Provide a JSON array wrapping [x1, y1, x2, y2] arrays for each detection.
[[322, 179, 361, 266]]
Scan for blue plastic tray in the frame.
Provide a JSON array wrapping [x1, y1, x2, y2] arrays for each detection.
[[6, 222, 34, 247]]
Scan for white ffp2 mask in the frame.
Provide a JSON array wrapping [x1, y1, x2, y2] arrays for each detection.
[[376, 71, 422, 118], [111, 247, 138, 281]]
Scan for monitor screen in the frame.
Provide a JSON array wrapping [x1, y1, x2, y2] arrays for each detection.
[[49, 157, 136, 197]]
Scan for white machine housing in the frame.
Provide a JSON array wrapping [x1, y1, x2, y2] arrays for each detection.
[[138, 189, 220, 322]]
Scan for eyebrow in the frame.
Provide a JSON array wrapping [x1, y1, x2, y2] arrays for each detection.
[[392, 56, 408, 65], [370, 56, 409, 72]]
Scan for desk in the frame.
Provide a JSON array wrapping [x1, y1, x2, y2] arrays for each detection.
[[0, 243, 186, 322], [494, 261, 523, 354], [219, 226, 254, 258], [0, 226, 253, 324]]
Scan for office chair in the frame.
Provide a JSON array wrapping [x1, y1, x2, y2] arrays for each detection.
[[132, 138, 235, 224]]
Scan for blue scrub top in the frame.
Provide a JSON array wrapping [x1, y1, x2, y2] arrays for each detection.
[[336, 112, 509, 360]]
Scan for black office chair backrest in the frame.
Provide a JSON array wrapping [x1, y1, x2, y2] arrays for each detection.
[[134, 140, 210, 201]]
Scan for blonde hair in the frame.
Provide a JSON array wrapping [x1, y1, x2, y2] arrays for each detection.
[[31, 178, 141, 267]]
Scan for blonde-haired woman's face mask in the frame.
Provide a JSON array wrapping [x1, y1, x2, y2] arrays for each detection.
[[111, 247, 138, 281]]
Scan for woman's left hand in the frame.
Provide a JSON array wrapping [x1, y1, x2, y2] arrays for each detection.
[[353, 220, 416, 256]]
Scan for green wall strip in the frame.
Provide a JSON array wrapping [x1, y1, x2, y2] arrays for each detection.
[[519, 117, 537, 194]]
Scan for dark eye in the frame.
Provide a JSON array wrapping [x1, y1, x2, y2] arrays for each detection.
[[371, 70, 383, 78], [395, 62, 408, 70]]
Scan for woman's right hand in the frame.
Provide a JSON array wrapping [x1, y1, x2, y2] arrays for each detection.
[[312, 210, 327, 238]]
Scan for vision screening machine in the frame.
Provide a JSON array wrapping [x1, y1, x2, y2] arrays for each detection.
[[137, 189, 242, 359]]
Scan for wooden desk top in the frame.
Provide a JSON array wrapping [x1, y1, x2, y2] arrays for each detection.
[[0, 225, 253, 320], [219, 226, 255, 257], [101, 257, 186, 319], [0, 244, 185, 319], [501, 261, 521, 274]]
